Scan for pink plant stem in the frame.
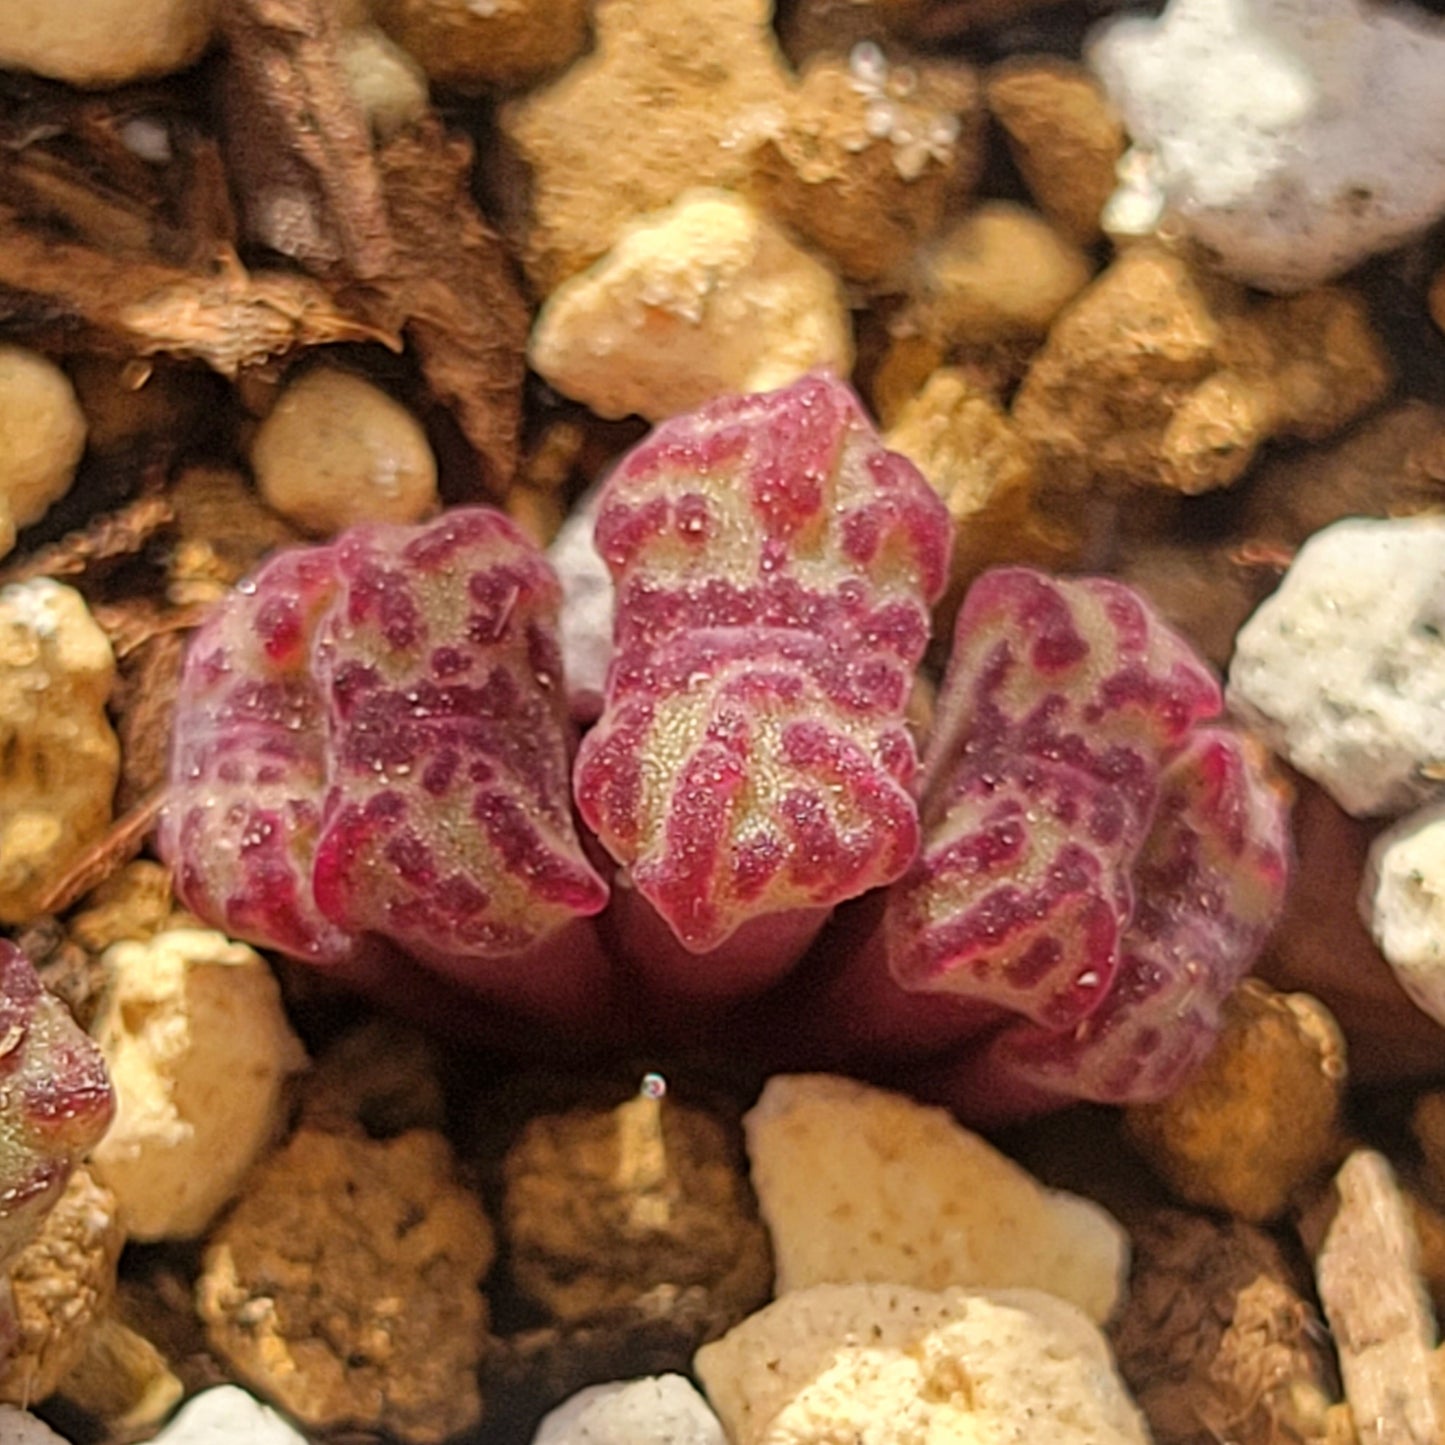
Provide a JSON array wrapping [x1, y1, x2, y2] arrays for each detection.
[[405, 918, 625, 1034], [758, 893, 1008, 1064], [327, 928, 634, 1057], [604, 885, 834, 1002]]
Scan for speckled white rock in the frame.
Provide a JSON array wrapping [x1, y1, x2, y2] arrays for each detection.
[[695, 1284, 1149, 1445], [744, 1075, 1128, 1323], [1089, 0, 1445, 292], [0, 1407, 72, 1444], [1228, 516, 1445, 817], [147, 1387, 306, 1445], [548, 485, 613, 723], [89, 928, 308, 1241], [528, 188, 854, 422], [532, 1376, 727, 1445], [1362, 803, 1445, 1028]]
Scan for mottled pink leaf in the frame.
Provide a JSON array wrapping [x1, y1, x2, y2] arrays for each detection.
[[0, 942, 112, 1292], [163, 509, 607, 973], [573, 372, 952, 957], [871, 567, 1289, 1115]]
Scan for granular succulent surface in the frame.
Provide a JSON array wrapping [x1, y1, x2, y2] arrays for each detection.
[[887, 568, 1290, 1109], [0, 941, 113, 1337], [573, 371, 952, 954], [162, 508, 607, 970]]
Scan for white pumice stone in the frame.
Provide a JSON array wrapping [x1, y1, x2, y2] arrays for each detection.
[[528, 189, 853, 422], [1226, 516, 1445, 819], [695, 1284, 1149, 1445], [1362, 803, 1445, 1028], [146, 1387, 306, 1445], [548, 485, 614, 724], [0, 1407, 72, 1444], [744, 1075, 1128, 1323], [531, 1376, 727, 1445], [1089, 0, 1445, 292]]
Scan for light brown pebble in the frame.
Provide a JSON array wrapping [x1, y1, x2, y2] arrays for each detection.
[[0, 581, 119, 927], [0, 346, 87, 559], [501, 0, 794, 291], [0, 1169, 125, 1407], [250, 367, 438, 537], [885, 367, 1074, 596], [985, 57, 1124, 244], [503, 1086, 771, 1327], [0, 0, 214, 88], [1125, 980, 1348, 1223], [745, 50, 983, 285], [165, 465, 300, 608], [1013, 243, 1389, 496], [373, 0, 589, 89], [527, 189, 853, 423], [903, 201, 1094, 350], [198, 1128, 494, 1445]]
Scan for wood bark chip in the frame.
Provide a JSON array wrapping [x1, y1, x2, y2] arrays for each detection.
[[0, 5, 527, 489], [0, 78, 238, 269], [108, 623, 193, 811], [0, 492, 174, 590], [218, 0, 394, 285], [219, 1, 528, 490], [33, 789, 168, 921], [92, 599, 209, 663], [374, 119, 530, 494], [0, 215, 391, 376], [1312, 1150, 1442, 1445]]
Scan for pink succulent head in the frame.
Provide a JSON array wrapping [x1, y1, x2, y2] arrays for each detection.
[[886, 567, 1289, 1110], [161, 509, 608, 971], [974, 727, 1290, 1105], [573, 372, 952, 955], [0, 942, 113, 1283]]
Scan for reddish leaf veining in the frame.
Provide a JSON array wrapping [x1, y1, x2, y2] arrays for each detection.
[[161, 509, 607, 974], [884, 568, 1290, 1112], [0, 942, 113, 1348], [573, 372, 952, 959]]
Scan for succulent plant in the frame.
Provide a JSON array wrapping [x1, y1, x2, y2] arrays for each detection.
[[0, 941, 113, 1350], [159, 382, 1287, 1119], [861, 568, 1290, 1116], [161, 509, 609, 1003], [572, 371, 952, 992]]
